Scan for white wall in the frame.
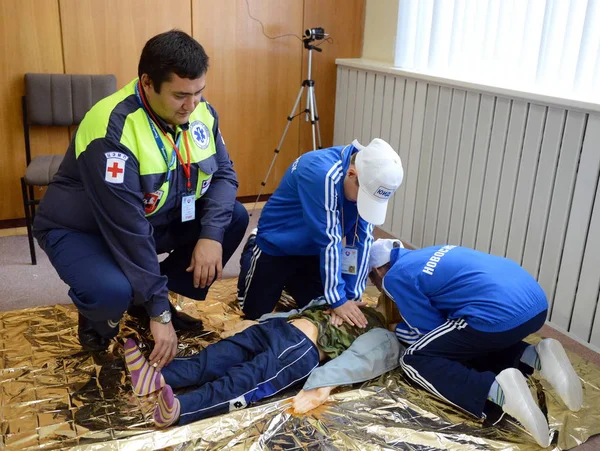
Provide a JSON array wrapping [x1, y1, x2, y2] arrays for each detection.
[[362, 0, 399, 64]]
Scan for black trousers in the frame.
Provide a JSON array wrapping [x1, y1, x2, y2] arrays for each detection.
[[160, 200, 249, 300], [238, 237, 324, 319]]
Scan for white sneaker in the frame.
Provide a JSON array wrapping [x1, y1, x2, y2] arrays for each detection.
[[496, 368, 551, 448], [250, 227, 258, 237], [536, 338, 583, 411]]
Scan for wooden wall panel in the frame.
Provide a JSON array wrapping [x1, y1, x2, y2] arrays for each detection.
[[302, 0, 366, 152], [193, 0, 304, 197], [0, 0, 365, 220], [59, 0, 192, 87], [0, 0, 67, 221]]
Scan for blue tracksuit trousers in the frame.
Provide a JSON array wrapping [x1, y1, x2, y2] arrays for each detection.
[[161, 318, 320, 425], [400, 310, 547, 417]]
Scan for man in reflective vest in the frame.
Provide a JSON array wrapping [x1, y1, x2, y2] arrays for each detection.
[[34, 30, 249, 368]]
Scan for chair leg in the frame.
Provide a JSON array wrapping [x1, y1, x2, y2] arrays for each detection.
[[28, 185, 36, 222], [21, 177, 37, 265]]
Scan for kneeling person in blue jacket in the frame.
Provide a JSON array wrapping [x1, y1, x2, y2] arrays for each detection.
[[368, 239, 584, 448], [238, 138, 404, 328]]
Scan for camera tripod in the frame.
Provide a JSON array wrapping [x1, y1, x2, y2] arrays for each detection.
[[250, 29, 326, 215]]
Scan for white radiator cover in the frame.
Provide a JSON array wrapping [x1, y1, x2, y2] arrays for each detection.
[[334, 62, 600, 349]]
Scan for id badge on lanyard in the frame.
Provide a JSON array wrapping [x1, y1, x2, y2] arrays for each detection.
[[181, 194, 196, 222], [341, 247, 358, 275], [174, 133, 196, 223], [135, 81, 195, 222], [340, 204, 360, 275]]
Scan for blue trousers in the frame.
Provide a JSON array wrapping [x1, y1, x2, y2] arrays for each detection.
[[400, 310, 547, 417], [161, 318, 320, 425], [39, 201, 249, 337], [237, 236, 324, 319]]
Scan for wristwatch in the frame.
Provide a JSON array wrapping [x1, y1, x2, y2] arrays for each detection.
[[150, 310, 172, 324]]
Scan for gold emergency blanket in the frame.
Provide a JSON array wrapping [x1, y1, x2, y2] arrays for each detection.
[[1, 278, 599, 450]]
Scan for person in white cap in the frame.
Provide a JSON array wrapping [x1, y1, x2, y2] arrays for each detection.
[[237, 138, 403, 327], [367, 239, 584, 447]]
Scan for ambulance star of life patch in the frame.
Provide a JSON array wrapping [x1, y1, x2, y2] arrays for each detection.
[[104, 152, 129, 184]]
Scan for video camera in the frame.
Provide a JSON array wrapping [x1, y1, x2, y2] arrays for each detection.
[[303, 27, 328, 42]]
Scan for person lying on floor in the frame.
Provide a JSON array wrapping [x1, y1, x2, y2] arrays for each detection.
[[124, 297, 403, 427], [368, 238, 584, 448]]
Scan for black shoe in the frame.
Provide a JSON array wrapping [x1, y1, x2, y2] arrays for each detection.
[[77, 313, 110, 352], [243, 228, 258, 253], [169, 302, 204, 332], [127, 303, 203, 332], [126, 304, 150, 327]]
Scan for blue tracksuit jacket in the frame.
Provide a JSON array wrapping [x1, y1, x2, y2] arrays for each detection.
[[382, 246, 548, 344], [256, 144, 374, 308]]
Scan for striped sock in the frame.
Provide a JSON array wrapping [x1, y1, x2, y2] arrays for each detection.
[[154, 384, 180, 428], [124, 338, 165, 396], [520, 344, 542, 371], [487, 380, 505, 406]]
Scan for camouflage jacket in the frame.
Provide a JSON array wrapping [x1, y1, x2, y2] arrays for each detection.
[[289, 306, 385, 360]]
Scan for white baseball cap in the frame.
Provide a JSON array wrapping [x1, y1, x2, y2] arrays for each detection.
[[353, 138, 404, 225], [369, 238, 404, 269]]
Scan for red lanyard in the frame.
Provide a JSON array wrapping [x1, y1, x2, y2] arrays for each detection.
[[138, 81, 192, 191]]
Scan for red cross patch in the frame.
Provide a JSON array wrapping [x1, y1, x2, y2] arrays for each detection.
[[104, 152, 129, 184]]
